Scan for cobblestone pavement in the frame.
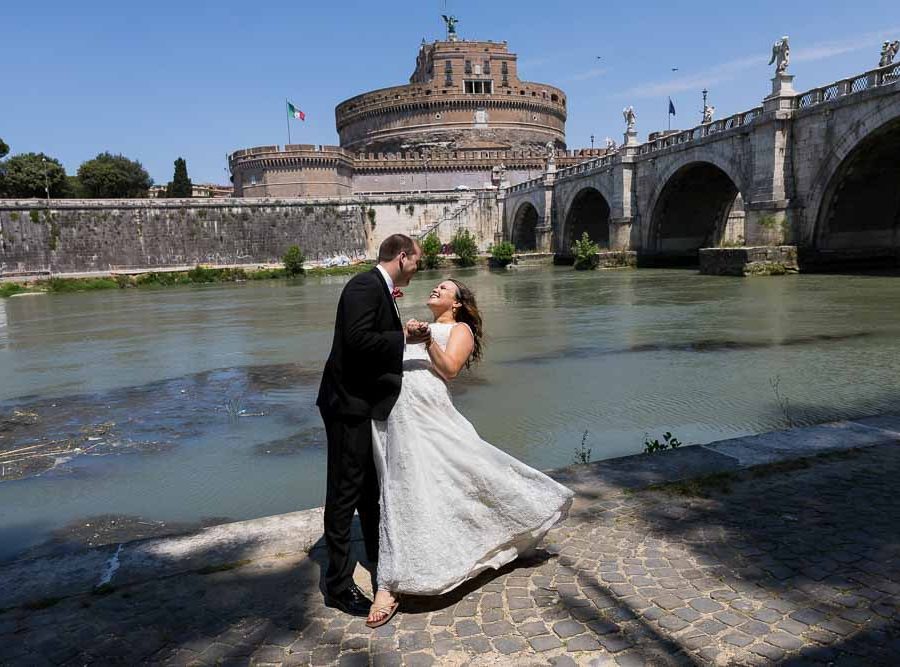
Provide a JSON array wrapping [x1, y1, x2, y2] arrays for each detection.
[[1, 443, 898, 666]]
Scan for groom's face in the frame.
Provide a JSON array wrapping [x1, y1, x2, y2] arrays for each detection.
[[396, 244, 421, 287]]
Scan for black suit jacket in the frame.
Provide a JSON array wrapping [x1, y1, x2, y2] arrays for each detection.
[[316, 268, 405, 421]]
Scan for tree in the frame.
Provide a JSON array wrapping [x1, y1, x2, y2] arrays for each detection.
[[451, 228, 479, 267], [283, 245, 305, 276], [64, 175, 86, 198], [420, 232, 442, 269], [0, 138, 9, 159], [572, 231, 600, 270], [489, 241, 516, 267], [0, 152, 67, 198], [165, 157, 192, 198], [77, 152, 152, 198]]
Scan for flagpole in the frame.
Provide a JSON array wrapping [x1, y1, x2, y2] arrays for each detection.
[[286, 98, 291, 145], [668, 98, 671, 131]]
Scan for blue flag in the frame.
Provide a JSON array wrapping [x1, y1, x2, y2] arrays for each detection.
[[668, 98, 676, 116]]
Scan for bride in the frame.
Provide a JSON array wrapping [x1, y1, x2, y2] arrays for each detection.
[[367, 278, 574, 627]]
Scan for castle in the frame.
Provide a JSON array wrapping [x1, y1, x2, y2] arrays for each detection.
[[228, 22, 606, 197]]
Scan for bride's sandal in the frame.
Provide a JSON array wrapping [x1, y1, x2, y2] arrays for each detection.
[[365, 596, 400, 629]]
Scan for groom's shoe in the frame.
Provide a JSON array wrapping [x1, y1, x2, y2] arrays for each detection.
[[324, 584, 372, 617]]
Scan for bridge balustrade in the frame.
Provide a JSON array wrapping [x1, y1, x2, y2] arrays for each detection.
[[795, 63, 900, 109]]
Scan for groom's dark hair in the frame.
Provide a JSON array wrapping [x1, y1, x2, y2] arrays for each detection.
[[378, 234, 418, 262]]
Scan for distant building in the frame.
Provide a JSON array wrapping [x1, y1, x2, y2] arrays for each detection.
[[148, 183, 233, 198], [228, 31, 607, 198]]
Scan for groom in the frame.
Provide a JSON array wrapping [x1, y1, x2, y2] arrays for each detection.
[[316, 233, 427, 616]]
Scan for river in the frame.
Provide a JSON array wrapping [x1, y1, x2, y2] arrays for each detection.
[[2, 267, 899, 561]]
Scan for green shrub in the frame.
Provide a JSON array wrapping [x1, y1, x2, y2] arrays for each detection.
[[45, 277, 118, 293], [0, 282, 27, 298], [420, 232, 442, 269], [283, 245, 305, 276], [643, 431, 683, 454], [247, 267, 286, 280], [490, 241, 516, 267], [573, 430, 592, 465], [367, 208, 376, 227], [305, 264, 370, 277], [186, 266, 218, 283], [572, 231, 600, 270], [29, 210, 40, 223], [451, 228, 478, 267]]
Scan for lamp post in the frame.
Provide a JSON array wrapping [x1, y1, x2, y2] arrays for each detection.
[[590, 134, 595, 150], [701, 88, 708, 123], [41, 157, 51, 208]]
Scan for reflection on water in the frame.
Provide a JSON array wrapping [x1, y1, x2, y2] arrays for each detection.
[[2, 269, 900, 561]]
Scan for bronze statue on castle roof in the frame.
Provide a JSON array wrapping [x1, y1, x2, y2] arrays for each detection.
[[441, 15, 459, 42]]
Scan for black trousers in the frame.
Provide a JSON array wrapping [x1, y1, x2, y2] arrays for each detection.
[[321, 410, 380, 594]]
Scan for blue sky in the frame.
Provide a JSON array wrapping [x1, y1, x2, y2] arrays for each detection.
[[1, 0, 897, 185]]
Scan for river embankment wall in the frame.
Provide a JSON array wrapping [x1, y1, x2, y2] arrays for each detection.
[[0, 193, 499, 276]]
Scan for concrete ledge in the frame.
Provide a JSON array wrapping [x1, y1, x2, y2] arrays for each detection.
[[699, 245, 799, 276], [2, 415, 898, 610]]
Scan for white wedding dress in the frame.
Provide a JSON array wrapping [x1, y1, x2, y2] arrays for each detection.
[[371, 322, 575, 595]]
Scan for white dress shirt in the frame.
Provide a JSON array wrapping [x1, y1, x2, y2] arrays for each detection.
[[376, 264, 403, 325]]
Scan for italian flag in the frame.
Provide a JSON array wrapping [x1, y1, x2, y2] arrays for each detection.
[[287, 101, 306, 121]]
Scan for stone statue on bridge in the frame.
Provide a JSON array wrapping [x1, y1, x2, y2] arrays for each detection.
[[879, 40, 900, 67], [769, 36, 790, 74], [605, 136, 618, 151], [442, 15, 459, 42], [702, 104, 716, 124], [545, 140, 556, 165], [623, 106, 637, 131]]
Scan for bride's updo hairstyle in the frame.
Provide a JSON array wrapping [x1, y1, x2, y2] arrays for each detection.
[[447, 278, 484, 367]]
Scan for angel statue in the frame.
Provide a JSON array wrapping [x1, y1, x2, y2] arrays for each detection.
[[605, 136, 617, 151], [442, 15, 459, 41], [768, 36, 790, 74], [623, 106, 637, 131], [545, 140, 556, 164], [879, 40, 900, 67], [702, 104, 716, 124]]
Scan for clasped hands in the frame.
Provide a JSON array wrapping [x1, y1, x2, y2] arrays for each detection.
[[405, 319, 431, 345]]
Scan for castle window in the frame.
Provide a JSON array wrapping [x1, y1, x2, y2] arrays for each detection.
[[444, 60, 452, 73], [551, 94, 558, 102], [501, 61, 508, 74], [483, 59, 491, 74], [464, 80, 493, 94], [464, 60, 472, 74]]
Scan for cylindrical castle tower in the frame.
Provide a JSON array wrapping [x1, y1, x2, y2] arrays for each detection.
[[228, 24, 581, 197], [335, 39, 567, 154]]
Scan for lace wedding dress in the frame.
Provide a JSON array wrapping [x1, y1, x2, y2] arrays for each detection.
[[371, 322, 574, 595]]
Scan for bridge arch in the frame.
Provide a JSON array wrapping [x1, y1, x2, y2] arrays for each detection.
[[646, 160, 745, 262], [810, 115, 900, 264], [511, 202, 540, 251], [561, 187, 611, 253]]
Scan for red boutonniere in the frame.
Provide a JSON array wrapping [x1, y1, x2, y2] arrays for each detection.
[[391, 287, 404, 299]]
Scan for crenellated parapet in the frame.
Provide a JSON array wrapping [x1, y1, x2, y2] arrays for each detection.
[[229, 145, 355, 197]]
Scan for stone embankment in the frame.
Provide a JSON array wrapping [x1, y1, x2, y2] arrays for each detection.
[[1, 416, 899, 665], [0, 193, 498, 276]]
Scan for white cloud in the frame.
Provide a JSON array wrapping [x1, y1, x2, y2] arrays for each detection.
[[568, 67, 609, 82], [793, 28, 900, 62], [614, 27, 900, 100], [617, 56, 763, 99]]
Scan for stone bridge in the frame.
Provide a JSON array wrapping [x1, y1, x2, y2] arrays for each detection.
[[500, 63, 900, 270]]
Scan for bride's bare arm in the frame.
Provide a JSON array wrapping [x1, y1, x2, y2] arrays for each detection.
[[426, 324, 474, 380]]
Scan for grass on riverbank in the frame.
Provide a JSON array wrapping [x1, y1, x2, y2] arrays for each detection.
[[0, 263, 373, 298]]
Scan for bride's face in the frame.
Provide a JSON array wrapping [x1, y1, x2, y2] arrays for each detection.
[[427, 280, 461, 316]]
